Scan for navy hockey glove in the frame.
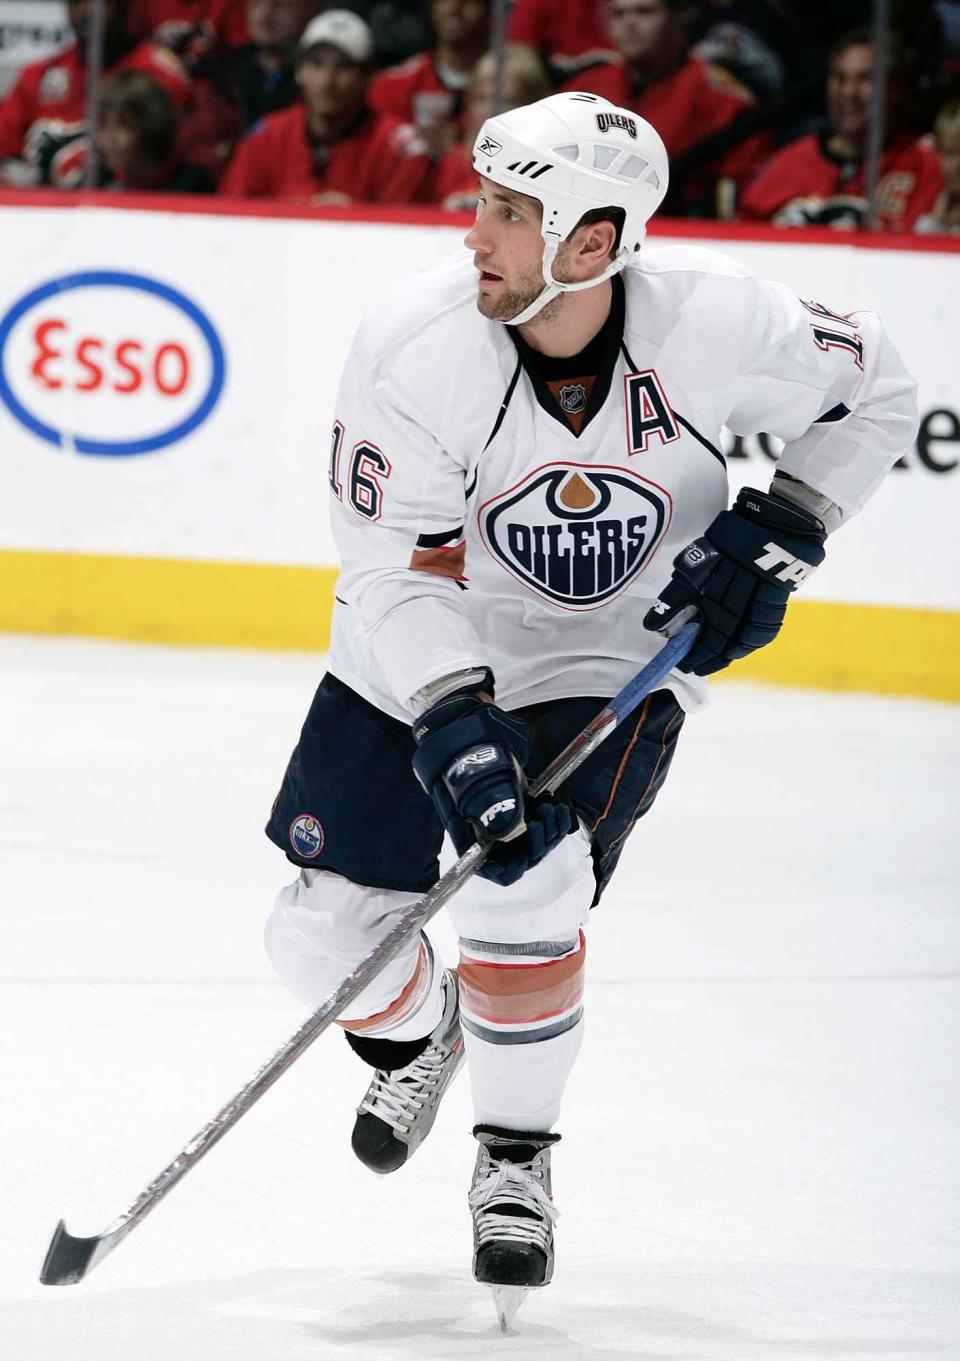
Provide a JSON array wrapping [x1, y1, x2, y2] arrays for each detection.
[[412, 689, 573, 887], [643, 486, 827, 676]]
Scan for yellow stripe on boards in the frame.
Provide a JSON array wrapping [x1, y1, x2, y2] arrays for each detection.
[[0, 549, 957, 701], [714, 600, 960, 702], [0, 549, 337, 651]]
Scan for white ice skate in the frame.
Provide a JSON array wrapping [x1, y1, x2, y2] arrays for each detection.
[[469, 1125, 560, 1331], [351, 969, 464, 1173]]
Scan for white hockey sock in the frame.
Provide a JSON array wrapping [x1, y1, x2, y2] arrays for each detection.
[[462, 1011, 585, 1130]]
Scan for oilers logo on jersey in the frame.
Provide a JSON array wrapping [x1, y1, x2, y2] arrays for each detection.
[[478, 464, 672, 610]]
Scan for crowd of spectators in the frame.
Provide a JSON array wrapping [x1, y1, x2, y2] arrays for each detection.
[[1, 0, 958, 234]]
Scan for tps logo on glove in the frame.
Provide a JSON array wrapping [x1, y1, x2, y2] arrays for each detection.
[[641, 486, 828, 677], [753, 541, 816, 584], [480, 798, 518, 828]]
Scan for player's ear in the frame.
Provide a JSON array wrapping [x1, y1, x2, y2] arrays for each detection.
[[573, 220, 617, 273]]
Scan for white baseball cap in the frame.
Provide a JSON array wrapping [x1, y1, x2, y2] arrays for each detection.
[[298, 10, 373, 64]]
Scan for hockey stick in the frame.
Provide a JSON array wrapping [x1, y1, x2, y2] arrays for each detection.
[[39, 621, 698, 1286]]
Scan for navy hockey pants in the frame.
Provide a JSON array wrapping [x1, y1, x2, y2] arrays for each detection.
[[266, 673, 684, 904]]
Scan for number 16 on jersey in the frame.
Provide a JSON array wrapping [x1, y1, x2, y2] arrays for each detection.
[[329, 420, 392, 522]]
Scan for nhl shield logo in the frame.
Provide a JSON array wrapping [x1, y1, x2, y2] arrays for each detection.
[[290, 814, 324, 859], [558, 383, 587, 414], [478, 463, 672, 610]]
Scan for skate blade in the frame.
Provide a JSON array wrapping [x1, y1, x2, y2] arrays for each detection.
[[490, 1284, 529, 1332]]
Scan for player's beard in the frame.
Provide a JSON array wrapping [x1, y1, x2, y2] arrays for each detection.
[[477, 247, 572, 324]]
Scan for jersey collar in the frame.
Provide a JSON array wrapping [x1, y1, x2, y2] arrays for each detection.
[[506, 272, 625, 440]]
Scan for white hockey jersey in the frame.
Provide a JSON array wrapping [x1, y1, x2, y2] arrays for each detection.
[[325, 245, 918, 721]]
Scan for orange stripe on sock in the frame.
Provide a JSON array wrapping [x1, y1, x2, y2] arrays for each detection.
[[339, 940, 430, 1034], [458, 935, 585, 1025]]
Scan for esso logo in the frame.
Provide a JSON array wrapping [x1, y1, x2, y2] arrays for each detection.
[[0, 270, 226, 456]]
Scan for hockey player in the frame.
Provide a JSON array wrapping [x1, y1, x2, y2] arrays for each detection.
[[264, 92, 918, 1324]]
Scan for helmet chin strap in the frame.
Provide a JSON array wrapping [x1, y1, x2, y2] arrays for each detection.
[[505, 236, 630, 327]]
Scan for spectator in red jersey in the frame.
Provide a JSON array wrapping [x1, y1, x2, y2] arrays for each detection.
[[565, 0, 770, 211], [219, 8, 431, 202], [96, 70, 213, 190], [369, 0, 489, 158], [195, 0, 321, 136], [740, 29, 944, 231], [432, 42, 550, 210], [0, 0, 192, 187], [125, 0, 249, 58], [167, 0, 325, 185], [507, 0, 615, 83], [915, 100, 960, 235]]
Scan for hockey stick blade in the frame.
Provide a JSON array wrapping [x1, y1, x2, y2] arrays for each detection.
[[41, 1220, 116, 1286], [39, 622, 696, 1286]]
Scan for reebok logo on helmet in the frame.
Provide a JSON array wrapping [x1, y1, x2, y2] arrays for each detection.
[[596, 111, 637, 140]]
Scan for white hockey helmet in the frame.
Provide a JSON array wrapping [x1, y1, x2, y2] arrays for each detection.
[[472, 91, 669, 323]]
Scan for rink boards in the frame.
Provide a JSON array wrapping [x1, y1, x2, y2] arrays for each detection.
[[0, 195, 957, 700]]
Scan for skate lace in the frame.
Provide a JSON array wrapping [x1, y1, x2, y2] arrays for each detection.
[[359, 1043, 445, 1135], [469, 1159, 559, 1252]]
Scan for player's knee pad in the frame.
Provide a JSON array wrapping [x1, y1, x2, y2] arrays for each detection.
[[264, 868, 436, 1032]]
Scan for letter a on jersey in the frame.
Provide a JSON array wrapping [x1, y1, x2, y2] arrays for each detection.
[[625, 371, 680, 455]]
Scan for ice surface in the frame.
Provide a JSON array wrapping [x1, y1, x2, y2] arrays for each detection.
[[1, 636, 958, 1360]]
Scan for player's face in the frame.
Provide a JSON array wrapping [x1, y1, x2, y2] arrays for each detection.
[[296, 47, 367, 120], [605, 0, 673, 63], [827, 44, 874, 138], [465, 177, 550, 321]]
